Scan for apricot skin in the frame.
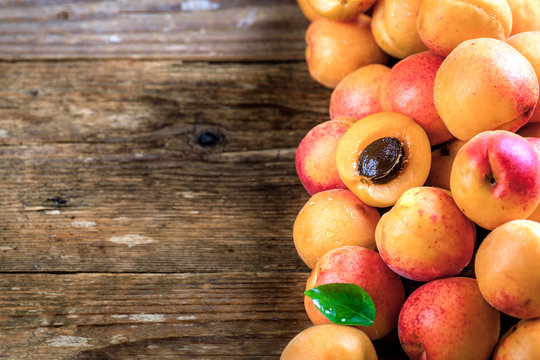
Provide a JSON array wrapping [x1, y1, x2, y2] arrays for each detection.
[[434, 38, 539, 141], [296, 0, 323, 21], [305, 15, 388, 89], [293, 189, 380, 269], [280, 324, 378, 360], [507, 31, 540, 123], [380, 51, 453, 146], [416, 0, 512, 57], [426, 139, 465, 190], [450, 130, 540, 230], [375, 187, 476, 282], [307, 0, 377, 21], [398, 277, 500, 360], [370, 0, 428, 59], [304, 246, 405, 340], [336, 112, 431, 208], [330, 64, 390, 121], [295, 118, 355, 195], [475, 220, 540, 319], [506, 0, 540, 36], [493, 318, 540, 360]]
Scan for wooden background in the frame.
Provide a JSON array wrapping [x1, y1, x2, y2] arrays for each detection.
[[0, 1, 409, 358]]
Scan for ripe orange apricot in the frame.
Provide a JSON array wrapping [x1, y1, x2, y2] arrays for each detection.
[[307, 0, 376, 21], [493, 318, 540, 360], [280, 324, 377, 360], [305, 15, 388, 89], [434, 38, 539, 141], [416, 0, 512, 57], [371, 0, 428, 59], [506, 0, 540, 36], [507, 31, 540, 123], [475, 220, 540, 319], [293, 189, 380, 269], [330, 64, 390, 121], [426, 139, 466, 190], [336, 112, 431, 207], [296, 0, 323, 21]]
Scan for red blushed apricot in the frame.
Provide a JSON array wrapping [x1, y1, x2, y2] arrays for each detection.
[[336, 112, 431, 207], [304, 246, 405, 340], [371, 0, 428, 59], [380, 51, 453, 146], [305, 15, 388, 89], [307, 0, 377, 21], [398, 277, 500, 360], [450, 130, 540, 230], [416, 0, 512, 57], [295, 117, 356, 195], [280, 324, 377, 360], [507, 31, 540, 123], [293, 189, 380, 269], [475, 220, 540, 319], [434, 38, 539, 141], [426, 139, 466, 190], [526, 137, 540, 222], [329, 64, 390, 121], [375, 187, 476, 282], [506, 0, 540, 36]]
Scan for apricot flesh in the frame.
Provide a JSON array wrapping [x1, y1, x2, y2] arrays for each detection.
[[475, 220, 540, 319], [293, 189, 380, 269], [434, 38, 539, 141], [280, 324, 378, 360], [336, 112, 431, 207]]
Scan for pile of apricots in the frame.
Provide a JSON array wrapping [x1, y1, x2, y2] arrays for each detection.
[[281, 0, 540, 359]]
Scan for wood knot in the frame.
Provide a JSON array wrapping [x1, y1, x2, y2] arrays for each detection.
[[197, 131, 223, 147], [56, 11, 70, 20]]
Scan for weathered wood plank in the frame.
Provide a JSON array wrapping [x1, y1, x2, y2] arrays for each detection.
[[0, 273, 408, 359], [0, 0, 309, 61], [0, 60, 331, 273]]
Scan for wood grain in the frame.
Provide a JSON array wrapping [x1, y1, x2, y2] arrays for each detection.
[[0, 0, 309, 61], [0, 60, 331, 273]]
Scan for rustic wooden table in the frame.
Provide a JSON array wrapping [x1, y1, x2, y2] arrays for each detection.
[[0, 1, 408, 358]]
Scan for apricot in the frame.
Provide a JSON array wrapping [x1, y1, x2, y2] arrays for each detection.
[[416, 0, 512, 57], [475, 220, 540, 319], [493, 318, 540, 360], [434, 38, 539, 141], [307, 0, 377, 21], [370, 0, 428, 59], [506, 0, 540, 36], [507, 31, 540, 123], [296, 117, 356, 195], [526, 137, 540, 222], [336, 112, 431, 207], [293, 189, 380, 269], [380, 51, 453, 146], [375, 187, 476, 282], [304, 246, 405, 340], [450, 130, 540, 230], [296, 0, 323, 21], [398, 277, 500, 360], [426, 139, 466, 190], [329, 64, 390, 121], [305, 15, 388, 88], [280, 324, 378, 360]]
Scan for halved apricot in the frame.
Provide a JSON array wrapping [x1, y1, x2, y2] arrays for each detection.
[[336, 112, 431, 207]]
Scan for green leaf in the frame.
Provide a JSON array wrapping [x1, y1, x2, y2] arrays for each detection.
[[304, 283, 375, 326]]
